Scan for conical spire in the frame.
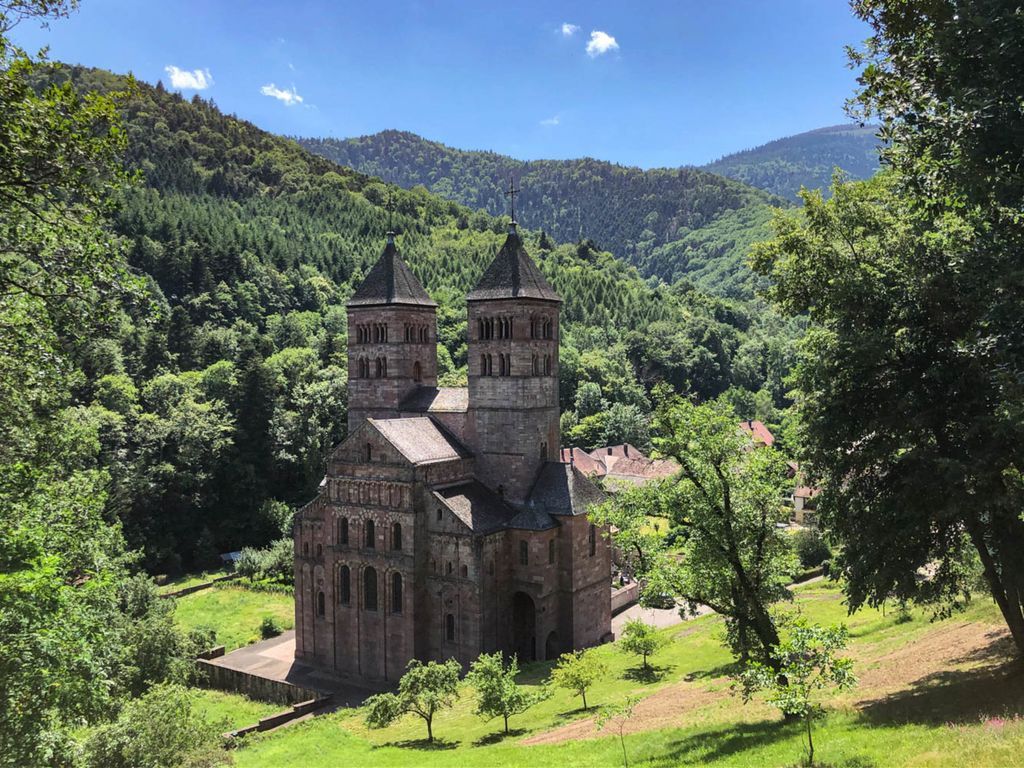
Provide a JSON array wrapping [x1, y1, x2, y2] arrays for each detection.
[[348, 235, 437, 307], [467, 229, 561, 302]]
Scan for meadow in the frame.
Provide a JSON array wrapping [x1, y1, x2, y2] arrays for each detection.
[[174, 584, 295, 651]]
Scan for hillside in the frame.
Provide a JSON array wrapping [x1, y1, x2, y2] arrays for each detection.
[[702, 123, 882, 201], [297, 131, 783, 297], [45, 66, 801, 572]]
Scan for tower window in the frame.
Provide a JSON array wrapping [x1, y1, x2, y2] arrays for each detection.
[[544, 355, 552, 376], [365, 443, 372, 462], [316, 543, 322, 558], [365, 519, 375, 549], [303, 542, 309, 557], [413, 361, 422, 382], [445, 613, 456, 642], [549, 539, 555, 564], [391, 572, 403, 614], [316, 591, 325, 617], [461, 564, 468, 578], [446, 561, 453, 575], [532, 355, 539, 376], [589, 524, 597, 557], [339, 517, 349, 545], [364, 567, 378, 611], [437, 508, 443, 522], [519, 540, 529, 566], [480, 353, 493, 376], [392, 522, 402, 551], [339, 565, 350, 605]]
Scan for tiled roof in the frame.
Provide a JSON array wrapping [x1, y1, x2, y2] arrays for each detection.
[[400, 386, 469, 413], [606, 456, 680, 484], [559, 447, 607, 477], [739, 419, 775, 447], [433, 482, 520, 534], [466, 229, 561, 303], [369, 417, 469, 465], [527, 462, 605, 517], [348, 238, 437, 307]]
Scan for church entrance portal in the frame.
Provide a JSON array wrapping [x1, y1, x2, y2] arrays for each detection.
[[511, 591, 536, 662]]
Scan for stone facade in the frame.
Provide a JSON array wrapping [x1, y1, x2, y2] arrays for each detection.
[[294, 226, 612, 683]]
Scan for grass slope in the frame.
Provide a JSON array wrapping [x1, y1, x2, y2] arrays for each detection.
[[173, 585, 294, 651], [191, 689, 281, 731], [232, 582, 1024, 767]]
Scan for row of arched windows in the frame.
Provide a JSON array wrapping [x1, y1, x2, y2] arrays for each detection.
[[331, 480, 406, 507], [531, 354, 553, 376], [355, 323, 388, 343], [404, 324, 430, 342], [530, 316, 554, 339], [477, 316, 514, 340], [337, 517, 404, 551], [328, 565, 403, 614], [430, 559, 470, 579], [355, 356, 388, 378], [479, 353, 553, 376]]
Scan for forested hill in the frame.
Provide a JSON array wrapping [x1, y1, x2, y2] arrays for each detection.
[[297, 131, 784, 297], [49, 66, 800, 571], [702, 124, 882, 201]]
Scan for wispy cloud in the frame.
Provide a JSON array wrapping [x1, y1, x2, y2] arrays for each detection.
[[585, 30, 619, 57], [540, 115, 560, 126], [164, 65, 213, 90], [561, 22, 579, 37], [260, 83, 303, 106]]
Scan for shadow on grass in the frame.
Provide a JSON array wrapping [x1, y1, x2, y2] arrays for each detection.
[[623, 663, 675, 683], [473, 728, 527, 747], [655, 719, 797, 764], [858, 631, 1024, 726], [685, 660, 741, 682], [378, 737, 459, 751]]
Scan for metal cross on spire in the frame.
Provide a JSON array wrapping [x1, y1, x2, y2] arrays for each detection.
[[504, 175, 520, 230]]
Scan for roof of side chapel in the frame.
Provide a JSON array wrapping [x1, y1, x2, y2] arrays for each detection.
[[347, 238, 437, 307], [368, 417, 469, 465], [466, 229, 561, 303]]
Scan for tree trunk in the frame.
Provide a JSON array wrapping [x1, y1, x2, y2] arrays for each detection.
[[967, 514, 1024, 655], [426, 715, 433, 743], [503, 714, 509, 734], [805, 711, 814, 766], [582, 690, 588, 710]]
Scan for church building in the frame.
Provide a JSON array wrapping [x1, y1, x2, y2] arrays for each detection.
[[292, 219, 612, 683]]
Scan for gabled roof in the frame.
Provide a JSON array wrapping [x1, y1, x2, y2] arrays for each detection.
[[467, 229, 561, 303], [559, 447, 607, 477], [348, 237, 437, 308], [433, 482, 520, 534], [400, 386, 469, 414], [368, 417, 469, 465], [527, 462, 605, 516], [739, 419, 775, 447]]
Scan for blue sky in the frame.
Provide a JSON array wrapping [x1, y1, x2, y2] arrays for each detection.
[[12, 1, 870, 168]]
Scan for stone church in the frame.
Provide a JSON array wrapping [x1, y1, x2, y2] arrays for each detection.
[[293, 221, 612, 683]]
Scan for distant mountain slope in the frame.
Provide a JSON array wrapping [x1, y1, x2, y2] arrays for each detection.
[[297, 131, 785, 297], [702, 124, 882, 201]]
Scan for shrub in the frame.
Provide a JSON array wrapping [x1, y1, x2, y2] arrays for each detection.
[[792, 528, 831, 569], [260, 616, 283, 639]]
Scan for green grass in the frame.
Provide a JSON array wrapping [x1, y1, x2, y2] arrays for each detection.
[[157, 569, 230, 595], [190, 689, 281, 731], [173, 584, 294, 650], [231, 581, 1024, 767]]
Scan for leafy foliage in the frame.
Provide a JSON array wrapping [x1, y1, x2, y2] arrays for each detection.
[[466, 652, 547, 734], [364, 658, 462, 743], [617, 619, 668, 672], [548, 649, 607, 711]]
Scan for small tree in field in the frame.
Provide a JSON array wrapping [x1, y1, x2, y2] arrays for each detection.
[[618, 619, 667, 672], [467, 652, 547, 734], [739, 619, 856, 766], [364, 658, 461, 743], [596, 695, 640, 768], [549, 649, 607, 710]]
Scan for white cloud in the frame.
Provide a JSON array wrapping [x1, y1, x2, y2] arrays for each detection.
[[260, 83, 304, 106], [585, 30, 619, 57], [164, 65, 213, 90], [540, 115, 560, 126], [561, 22, 579, 37]]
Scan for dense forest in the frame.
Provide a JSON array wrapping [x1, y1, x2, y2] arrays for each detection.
[[297, 131, 783, 297], [702, 123, 882, 201], [32, 67, 803, 573]]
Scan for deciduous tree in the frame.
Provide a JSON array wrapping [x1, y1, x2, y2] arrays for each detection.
[[364, 659, 461, 743]]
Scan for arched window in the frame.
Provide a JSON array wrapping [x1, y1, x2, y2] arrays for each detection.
[[392, 522, 402, 551], [316, 543, 322, 558], [375, 357, 383, 378], [589, 524, 597, 557], [437, 508, 443, 522], [460, 564, 468, 578], [446, 561, 453, 575], [339, 565, 350, 604], [391, 572, 403, 613], [544, 355, 552, 375], [382, 357, 388, 377], [365, 519, 375, 549], [445, 613, 456, 642], [532, 355, 539, 376], [519, 540, 529, 566], [478, 318, 485, 340], [549, 539, 556, 564], [364, 567, 377, 611], [540, 441, 547, 459], [413, 361, 422, 382], [339, 517, 349, 546], [316, 591, 325, 617], [303, 542, 309, 557], [365, 443, 372, 462]]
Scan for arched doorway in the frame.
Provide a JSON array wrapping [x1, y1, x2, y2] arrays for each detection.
[[511, 591, 536, 662], [545, 630, 560, 661]]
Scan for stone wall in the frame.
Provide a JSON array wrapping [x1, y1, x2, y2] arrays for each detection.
[[198, 660, 321, 705]]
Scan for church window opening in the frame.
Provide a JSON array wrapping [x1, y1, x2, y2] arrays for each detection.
[[540, 441, 547, 459], [392, 522, 402, 551], [316, 591, 325, 617], [445, 613, 456, 642], [519, 540, 529, 566], [339, 517, 349, 545], [339, 565, 351, 604], [488, 560, 495, 576], [544, 355, 552, 375], [413, 361, 422, 382], [446, 561, 453, 575], [365, 443, 372, 462], [391, 572, 403, 613], [365, 519, 376, 549], [437, 508, 443, 522], [364, 567, 378, 611], [549, 539, 555, 564], [499, 353, 510, 376], [461, 564, 468, 578], [316, 543, 322, 558], [303, 542, 309, 557], [375, 357, 382, 378], [532, 354, 539, 376], [589, 524, 597, 557]]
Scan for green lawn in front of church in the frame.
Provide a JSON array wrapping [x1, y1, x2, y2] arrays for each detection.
[[173, 584, 294, 651]]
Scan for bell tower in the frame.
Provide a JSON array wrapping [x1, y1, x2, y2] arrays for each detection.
[[347, 231, 437, 432], [466, 208, 561, 503]]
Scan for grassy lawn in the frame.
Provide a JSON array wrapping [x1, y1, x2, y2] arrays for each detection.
[[156, 569, 230, 594], [232, 581, 1024, 767], [173, 584, 294, 650], [190, 689, 281, 731]]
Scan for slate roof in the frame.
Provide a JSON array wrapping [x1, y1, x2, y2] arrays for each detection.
[[433, 482, 520, 534], [467, 229, 561, 303], [368, 417, 469, 465], [348, 238, 437, 308], [527, 462, 605, 517], [399, 386, 470, 414]]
